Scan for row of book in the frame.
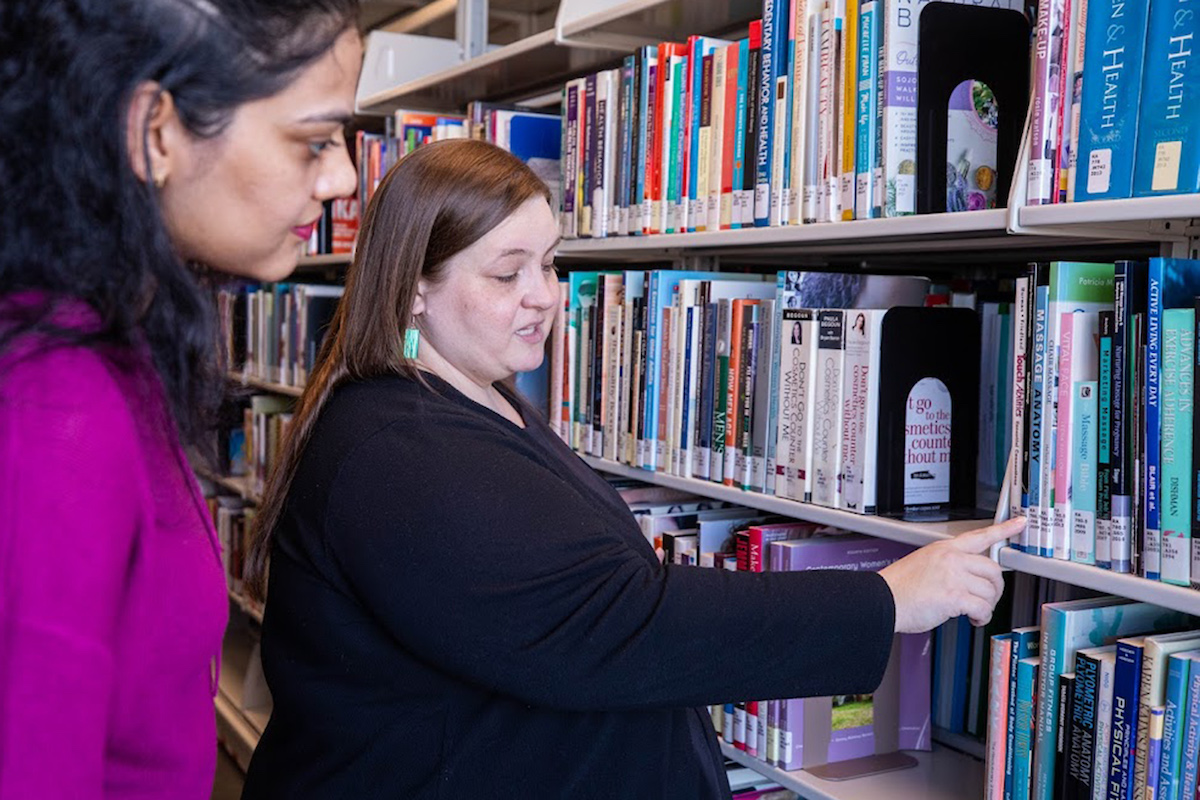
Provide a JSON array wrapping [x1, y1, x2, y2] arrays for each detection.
[[550, 268, 1000, 518], [1005, 258, 1200, 587], [304, 105, 563, 257], [218, 282, 344, 390], [205, 493, 256, 603], [600, 474, 933, 770], [557, 0, 1030, 240], [1026, 0, 1200, 205], [985, 597, 1200, 800]]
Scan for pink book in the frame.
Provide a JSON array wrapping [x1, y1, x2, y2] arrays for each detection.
[[1052, 311, 1076, 560], [986, 634, 1014, 800]]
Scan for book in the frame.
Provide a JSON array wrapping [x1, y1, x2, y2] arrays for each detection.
[[811, 310, 845, 507], [1132, 0, 1200, 197], [990, 633, 1016, 800], [1098, 310, 1115, 569], [1147, 706, 1166, 799], [1178, 651, 1200, 800], [840, 309, 885, 513], [1031, 598, 1193, 800], [1156, 649, 1200, 800], [1071, 379, 1100, 565], [777, 308, 819, 502], [1135, 631, 1200, 800], [1112, 261, 1147, 574], [1073, 0, 1153, 200], [1160, 308, 1194, 586], [1015, 655, 1041, 800], [1109, 636, 1146, 800], [1007, 626, 1042, 800]]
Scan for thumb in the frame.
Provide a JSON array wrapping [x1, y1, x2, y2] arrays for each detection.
[[953, 517, 1026, 554]]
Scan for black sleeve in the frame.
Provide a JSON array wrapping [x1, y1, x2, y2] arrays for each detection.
[[323, 411, 896, 713]]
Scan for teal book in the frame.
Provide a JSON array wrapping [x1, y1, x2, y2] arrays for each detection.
[[1179, 651, 1200, 800], [1072, 381, 1099, 564], [1132, 0, 1200, 197], [1074, 0, 1153, 200], [1015, 656, 1041, 800], [1161, 308, 1195, 586], [1031, 598, 1195, 800], [1158, 650, 1200, 800]]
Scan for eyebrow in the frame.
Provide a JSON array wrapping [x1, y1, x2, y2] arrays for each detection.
[[297, 111, 355, 126], [498, 237, 563, 259]]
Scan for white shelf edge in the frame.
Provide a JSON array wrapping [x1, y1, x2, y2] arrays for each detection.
[[719, 742, 982, 800], [194, 465, 261, 505], [579, 456, 989, 548], [297, 252, 352, 267], [358, 29, 561, 111], [557, 209, 1011, 257], [1016, 194, 1200, 229], [229, 589, 264, 625], [229, 372, 305, 398], [215, 690, 260, 772], [998, 547, 1200, 616]]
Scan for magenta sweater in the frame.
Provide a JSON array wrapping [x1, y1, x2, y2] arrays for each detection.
[[0, 306, 227, 798]]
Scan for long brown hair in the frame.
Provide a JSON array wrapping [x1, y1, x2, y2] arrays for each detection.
[[245, 138, 552, 600]]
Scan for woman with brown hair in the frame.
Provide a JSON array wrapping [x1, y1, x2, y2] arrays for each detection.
[[242, 137, 1019, 798]]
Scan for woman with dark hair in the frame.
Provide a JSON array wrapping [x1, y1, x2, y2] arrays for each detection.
[[0, 0, 360, 795], [243, 138, 1020, 798]]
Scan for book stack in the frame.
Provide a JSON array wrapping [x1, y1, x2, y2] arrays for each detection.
[[1006, 257, 1200, 588], [1024, 0, 1199, 204], [985, 597, 1199, 800], [218, 282, 345, 390]]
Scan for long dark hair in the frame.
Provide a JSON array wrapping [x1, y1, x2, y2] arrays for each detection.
[[0, 0, 358, 446], [245, 139, 552, 599]]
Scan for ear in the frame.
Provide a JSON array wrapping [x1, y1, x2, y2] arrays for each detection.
[[411, 278, 429, 318], [125, 82, 185, 187]]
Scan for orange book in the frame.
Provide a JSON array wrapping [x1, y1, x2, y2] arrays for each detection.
[[650, 43, 687, 235], [720, 42, 740, 229]]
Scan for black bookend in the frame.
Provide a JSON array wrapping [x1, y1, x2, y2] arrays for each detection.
[[875, 307, 982, 519], [915, 3, 1031, 213]]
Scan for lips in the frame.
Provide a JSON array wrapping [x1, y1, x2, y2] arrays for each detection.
[[516, 322, 546, 342], [291, 220, 318, 241]]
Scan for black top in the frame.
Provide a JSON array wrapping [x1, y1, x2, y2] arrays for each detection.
[[242, 373, 896, 799]]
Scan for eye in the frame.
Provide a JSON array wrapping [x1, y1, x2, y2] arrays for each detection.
[[308, 138, 341, 158], [542, 262, 559, 275], [495, 273, 519, 284]]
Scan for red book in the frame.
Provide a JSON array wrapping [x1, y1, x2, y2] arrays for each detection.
[[331, 196, 358, 255]]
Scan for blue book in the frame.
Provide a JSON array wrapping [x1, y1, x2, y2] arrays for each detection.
[[754, 0, 788, 225], [1099, 311, 1115, 569], [1179, 652, 1200, 800], [1072, 380, 1100, 564], [731, 37, 750, 230], [687, 37, 730, 231], [1111, 261, 1147, 573], [618, 57, 635, 234], [1147, 258, 1200, 580], [1159, 650, 1198, 800], [1108, 637, 1146, 800], [1132, 0, 1200, 197], [1074, 0, 1153, 200], [1015, 656, 1041, 800], [855, 0, 881, 219], [1149, 706, 1167, 800], [1007, 626, 1041, 800], [697, 301, 719, 471], [642, 271, 724, 470], [1161, 308, 1195, 586]]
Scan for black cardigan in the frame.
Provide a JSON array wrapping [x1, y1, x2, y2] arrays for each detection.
[[241, 373, 896, 799]]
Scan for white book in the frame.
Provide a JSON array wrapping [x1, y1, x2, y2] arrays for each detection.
[[776, 308, 819, 503], [803, 11, 823, 223], [840, 309, 885, 513], [707, 45, 728, 233], [1090, 647, 1118, 797], [604, 302, 624, 462], [787, 0, 813, 224], [1054, 311, 1101, 559], [811, 309, 846, 507], [750, 299, 777, 492]]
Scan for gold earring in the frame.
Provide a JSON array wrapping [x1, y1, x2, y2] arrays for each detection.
[[152, 172, 166, 189]]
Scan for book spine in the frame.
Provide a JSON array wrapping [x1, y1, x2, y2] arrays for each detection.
[[812, 310, 845, 507], [1147, 707, 1166, 800], [1006, 630, 1040, 800], [1131, 0, 1200, 196], [722, 42, 743, 230], [989, 635, 1014, 800], [1157, 655, 1189, 800], [1193, 299, 1200, 590], [1012, 277, 1032, 524], [1071, 381, 1099, 565], [583, 73, 597, 237], [1054, 312, 1078, 560], [765, 290, 783, 495], [712, 298, 731, 483], [1029, 285, 1050, 555], [879, 0, 928, 215], [1179, 661, 1200, 800], [1098, 311, 1115, 568], [696, 302, 717, 478], [1112, 263, 1135, 572], [1146, 262, 1165, 579], [840, 0, 859, 220], [1015, 657, 1041, 800], [1027, 0, 1067, 205], [1058, 671, 1078, 800], [1069, 653, 1100, 799], [770, 4, 793, 228], [756, 0, 782, 225], [1094, 655, 1118, 798], [640, 53, 656, 234], [1161, 307, 1194, 586], [708, 45, 728, 232], [1108, 641, 1143, 800], [855, 0, 880, 219], [1064, 0, 1089, 202]]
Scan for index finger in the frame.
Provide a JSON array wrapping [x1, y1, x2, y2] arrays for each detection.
[[952, 517, 1026, 554]]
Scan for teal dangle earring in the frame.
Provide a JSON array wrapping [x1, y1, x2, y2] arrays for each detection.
[[403, 327, 420, 359]]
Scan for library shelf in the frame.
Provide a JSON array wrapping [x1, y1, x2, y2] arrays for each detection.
[[357, 0, 759, 114], [194, 465, 261, 505], [229, 589, 264, 625], [1015, 193, 1200, 232], [719, 742, 982, 800], [998, 547, 1200, 617], [296, 252, 352, 268], [215, 623, 270, 770], [228, 372, 305, 399], [579, 455, 989, 549]]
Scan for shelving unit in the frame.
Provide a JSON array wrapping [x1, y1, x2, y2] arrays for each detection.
[[215, 615, 270, 771], [580, 456, 987, 549], [719, 742, 982, 800], [228, 372, 305, 399], [195, 464, 261, 505]]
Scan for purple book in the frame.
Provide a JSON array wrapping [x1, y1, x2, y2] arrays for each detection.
[[769, 533, 930, 769]]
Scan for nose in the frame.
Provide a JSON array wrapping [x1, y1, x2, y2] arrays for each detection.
[[314, 145, 358, 202], [524, 269, 561, 311]]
